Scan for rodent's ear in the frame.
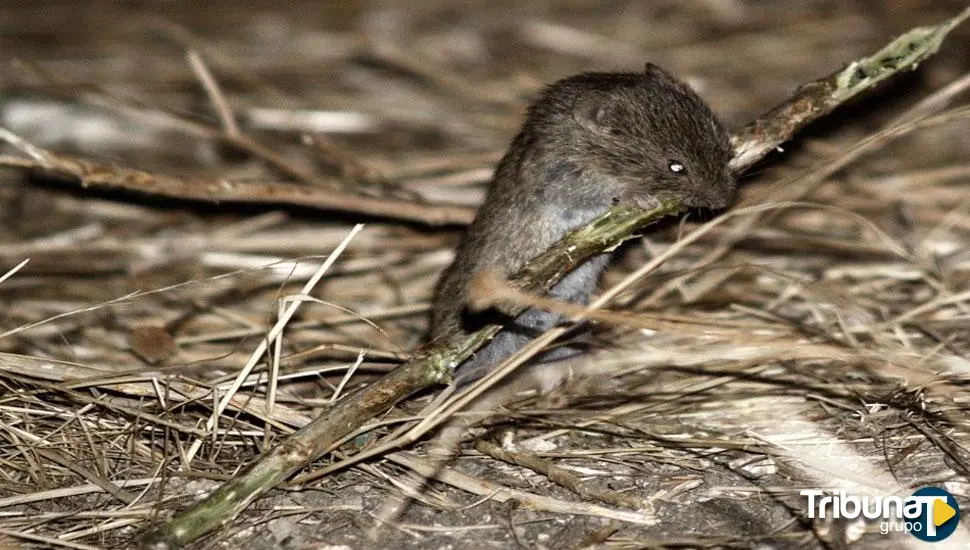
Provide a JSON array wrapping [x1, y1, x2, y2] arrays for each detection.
[[573, 94, 613, 133], [644, 63, 676, 82]]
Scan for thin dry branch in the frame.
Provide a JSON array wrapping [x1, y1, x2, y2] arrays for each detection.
[[0, 153, 475, 226], [137, 10, 968, 549], [387, 452, 657, 525], [474, 439, 647, 511], [728, 6, 969, 172]]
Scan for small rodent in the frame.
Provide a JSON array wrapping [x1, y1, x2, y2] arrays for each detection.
[[430, 64, 735, 383]]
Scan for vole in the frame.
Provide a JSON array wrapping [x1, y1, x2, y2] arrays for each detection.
[[430, 64, 735, 384]]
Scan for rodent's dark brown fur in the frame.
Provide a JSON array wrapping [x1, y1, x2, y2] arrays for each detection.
[[431, 64, 735, 383]]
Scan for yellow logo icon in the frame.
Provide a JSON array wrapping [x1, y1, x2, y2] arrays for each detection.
[[934, 498, 957, 527]]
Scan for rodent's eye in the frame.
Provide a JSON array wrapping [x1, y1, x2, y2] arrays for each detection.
[[668, 160, 686, 175]]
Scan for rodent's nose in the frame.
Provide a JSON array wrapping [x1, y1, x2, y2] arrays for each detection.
[[690, 179, 736, 209]]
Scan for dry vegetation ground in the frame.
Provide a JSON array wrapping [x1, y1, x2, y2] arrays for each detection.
[[0, 1, 969, 548]]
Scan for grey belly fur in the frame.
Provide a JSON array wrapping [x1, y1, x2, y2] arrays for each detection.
[[454, 254, 609, 384]]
